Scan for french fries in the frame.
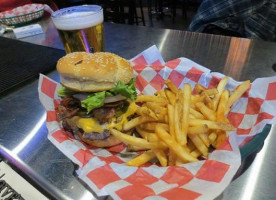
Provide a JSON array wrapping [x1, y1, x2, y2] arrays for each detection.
[[188, 134, 208, 157], [136, 95, 168, 104], [155, 125, 197, 162], [188, 125, 208, 135], [108, 77, 250, 167], [180, 84, 192, 145], [126, 150, 156, 167], [195, 102, 216, 121], [226, 80, 250, 109], [213, 76, 229, 111], [139, 122, 169, 132], [152, 148, 168, 167], [136, 106, 158, 120], [189, 119, 234, 131], [135, 126, 155, 141], [165, 89, 176, 105], [165, 79, 179, 94], [217, 90, 229, 122], [123, 116, 154, 131], [190, 108, 205, 119], [111, 129, 166, 149]]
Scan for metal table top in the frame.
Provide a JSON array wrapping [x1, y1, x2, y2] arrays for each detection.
[[1, 17, 276, 200]]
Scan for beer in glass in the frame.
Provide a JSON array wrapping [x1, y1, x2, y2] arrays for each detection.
[[51, 5, 105, 53]]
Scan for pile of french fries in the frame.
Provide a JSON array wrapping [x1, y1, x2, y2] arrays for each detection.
[[109, 77, 251, 167]]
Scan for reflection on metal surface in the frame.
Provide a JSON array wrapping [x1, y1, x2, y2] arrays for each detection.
[[0, 146, 70, 200], [159, 29, 170, 52], [224, 38, 252, 80], [10, 111, 96, 200], [178, 32, 231, 71], [240, 125, 274, 200], [79, 190, 96, 200], [12, 113, 46, 154]]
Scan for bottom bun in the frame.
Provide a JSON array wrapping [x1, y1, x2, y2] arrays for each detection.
[[77, 131, 122, 147]]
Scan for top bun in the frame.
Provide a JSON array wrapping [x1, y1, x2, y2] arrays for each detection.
[[57, 52, 133, 92]]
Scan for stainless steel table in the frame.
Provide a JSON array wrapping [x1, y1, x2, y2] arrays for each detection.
[[1, 17, 276, 200]]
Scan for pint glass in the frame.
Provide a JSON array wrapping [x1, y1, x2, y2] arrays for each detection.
[[51, 5, 105, 53]]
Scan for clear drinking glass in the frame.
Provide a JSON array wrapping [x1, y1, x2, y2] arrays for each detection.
[[51, 5, 105, 54]]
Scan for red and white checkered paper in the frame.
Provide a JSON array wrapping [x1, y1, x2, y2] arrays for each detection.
[[38, 45, 276, 200]]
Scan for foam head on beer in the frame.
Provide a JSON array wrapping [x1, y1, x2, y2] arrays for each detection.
[[51, 5, 105, 53], [52, 6, 103, 30]]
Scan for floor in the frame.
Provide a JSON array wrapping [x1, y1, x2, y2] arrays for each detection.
[[108, 2, 199, 31], [139, 6, 198, 31]]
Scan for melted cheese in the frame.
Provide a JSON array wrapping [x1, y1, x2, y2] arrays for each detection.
[[77, 118, 103, 133], [107, 102, 137, 131]]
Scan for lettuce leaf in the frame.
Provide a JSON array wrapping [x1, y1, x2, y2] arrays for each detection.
[[58, 78, 137, 113], [110, 78, 137, 100], [81, 91, 105, 113], [105, 91, 114, 97], [57, 87, 76, 97]]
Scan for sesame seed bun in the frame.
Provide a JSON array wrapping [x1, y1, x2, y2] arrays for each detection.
[[57, 52, 133, 92]]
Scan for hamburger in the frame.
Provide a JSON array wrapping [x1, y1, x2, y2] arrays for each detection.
[[56, 52, 137, 147]]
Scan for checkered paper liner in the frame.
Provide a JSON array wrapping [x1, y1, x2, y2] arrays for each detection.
[[0, 4, 53, 26], [38, 46, 276, 200]]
